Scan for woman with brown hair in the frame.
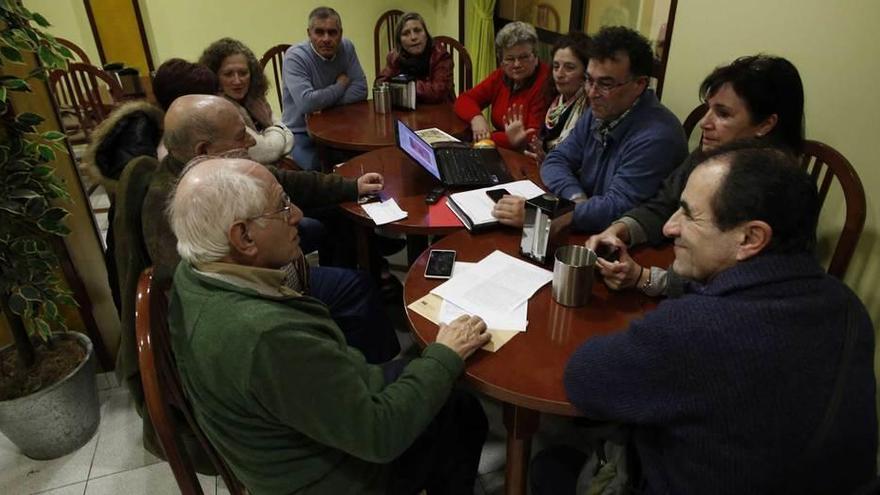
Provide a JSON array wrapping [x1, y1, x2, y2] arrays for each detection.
[[200, 38, 293, 163], [375, 12, 455, 103]]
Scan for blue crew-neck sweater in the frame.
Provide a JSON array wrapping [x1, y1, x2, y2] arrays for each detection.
[[564, 253, 877, 494]]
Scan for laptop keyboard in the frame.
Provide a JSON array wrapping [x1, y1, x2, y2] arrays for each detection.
[[437, 149, 496, 185]]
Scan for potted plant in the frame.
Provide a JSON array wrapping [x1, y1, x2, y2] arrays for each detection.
[[0, 1, 100, 459]]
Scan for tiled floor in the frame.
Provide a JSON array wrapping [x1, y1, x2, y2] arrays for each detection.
[[0, 368, 587, 495], [0, 187, 589, 494]]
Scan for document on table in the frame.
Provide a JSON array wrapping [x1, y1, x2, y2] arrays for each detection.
[[447, 180, 545, 226], [436, 262, 528, 331], [431, 250, 552, 320], [361, 198, 407, 225]]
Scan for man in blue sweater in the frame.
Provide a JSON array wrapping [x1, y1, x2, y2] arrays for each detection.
[[494, 27, 687, 232], [534, 143, 877, 494], [282, 6, 367, 170]]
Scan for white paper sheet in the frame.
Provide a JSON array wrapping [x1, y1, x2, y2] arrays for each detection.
[[438, 298, 528, 332], [448, 180, 546, 225], [436, 261, 528, 331], [431, 250, 552, 316], [361, 198, 407, 225]]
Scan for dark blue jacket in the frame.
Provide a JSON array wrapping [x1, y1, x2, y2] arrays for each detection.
[[564, 253, 877, 494], [540, 90, 687, 233]]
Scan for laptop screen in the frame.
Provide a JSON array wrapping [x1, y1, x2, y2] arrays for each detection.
[[396, 120, 441, 180]]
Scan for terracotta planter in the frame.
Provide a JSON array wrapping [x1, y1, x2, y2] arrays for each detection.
[[0, 332, 100, 459]]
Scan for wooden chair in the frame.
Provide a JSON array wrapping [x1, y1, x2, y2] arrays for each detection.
[[434, 35, 474, 94], [800, 140, 866, 278], [135, 268, 245, 495], [260, 44, 290, 111], [374, 9, 404, 76], [536, 3, 561, 32], [682, 102, 708, 142], [56, 37, 92, 65], [49, 62, 123, 142]]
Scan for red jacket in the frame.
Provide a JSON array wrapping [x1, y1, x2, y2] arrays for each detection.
[[454, 62, 550, 149], [376, 42, 454, 103]]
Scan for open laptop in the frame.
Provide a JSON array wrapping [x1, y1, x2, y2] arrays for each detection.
[[395, 119, 512, 187]]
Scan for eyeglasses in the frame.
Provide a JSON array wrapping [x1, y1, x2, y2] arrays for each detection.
[[502, 53, 534, 65], [584, 75, 636, 96], [248, 193, 293, 222]]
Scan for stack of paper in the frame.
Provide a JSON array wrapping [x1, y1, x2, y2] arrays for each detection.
[[408, 251, 552, 352]]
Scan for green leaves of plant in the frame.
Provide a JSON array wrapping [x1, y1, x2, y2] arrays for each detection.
[[36, 207, 70, 235], [1, 3, 77, 350], [0, 45, 22, 63]]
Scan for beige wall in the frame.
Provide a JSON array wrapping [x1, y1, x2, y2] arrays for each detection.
[[28, 0, 101, 64], [28, 1, 461, 114]]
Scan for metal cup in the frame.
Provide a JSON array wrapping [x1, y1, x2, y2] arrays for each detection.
[[372, 83, 391, 114], [552, 245, 597, 307]]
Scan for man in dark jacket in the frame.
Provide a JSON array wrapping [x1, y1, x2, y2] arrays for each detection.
[[534, 143, 877, 494]]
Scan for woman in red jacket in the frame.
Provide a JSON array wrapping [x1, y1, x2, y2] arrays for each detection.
[[454, 21, 550, 149], [375, 12, 455, 103]]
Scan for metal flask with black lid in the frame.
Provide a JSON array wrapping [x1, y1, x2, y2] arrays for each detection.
[[520, 193, 575, 265]]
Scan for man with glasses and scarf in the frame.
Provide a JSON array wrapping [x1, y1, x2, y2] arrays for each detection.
[[492, 26, 687, 233]]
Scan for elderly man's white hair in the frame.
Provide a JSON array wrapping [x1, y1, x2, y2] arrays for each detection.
[[167, 160, 269, 265]]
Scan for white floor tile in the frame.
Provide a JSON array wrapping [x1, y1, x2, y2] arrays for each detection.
[[89, 387, 161, 479], [34, 481, 87, 494], [84, 463, 215, 495], [89, 189, 110, 210], [94, 212, 109, 233], [0, 428, 97, 495], [479, 469, 505, 495]]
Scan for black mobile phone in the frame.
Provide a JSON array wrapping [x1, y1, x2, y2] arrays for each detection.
[[595, 244, 620, 262], [425, 186, 446, 205], [424, 249, 456, 279], [486, 188, 511, 203]]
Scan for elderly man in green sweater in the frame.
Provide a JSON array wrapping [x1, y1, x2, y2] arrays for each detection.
[[166, 157, 491, 494]]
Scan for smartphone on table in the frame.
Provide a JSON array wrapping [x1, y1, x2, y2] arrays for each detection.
[[424, 249, 457, 279], [485, 188, 511, 203]]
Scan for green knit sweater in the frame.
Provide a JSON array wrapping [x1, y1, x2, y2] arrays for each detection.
[[169, 262, 464, 494]]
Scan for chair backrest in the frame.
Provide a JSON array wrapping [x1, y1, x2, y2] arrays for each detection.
[[800, 140, 866, 278], [682, 102, 708, 142], [135, 268, 245, 495], [434, 35, 474, 94], [374, 9, 404, 76], [50, 62, 124, 141], [260, 44, 291, 111], [536, 3, 561, 32], [56, 37, 92, 65]]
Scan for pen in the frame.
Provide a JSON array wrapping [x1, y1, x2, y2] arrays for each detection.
[[360, 164, 364, 176]]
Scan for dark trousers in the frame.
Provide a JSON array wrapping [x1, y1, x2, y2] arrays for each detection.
[[380, 359, 489, 495], [309, 266, 400, 363], [529, 445, 589, 495]]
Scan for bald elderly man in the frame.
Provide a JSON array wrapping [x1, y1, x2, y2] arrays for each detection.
[[167, 157, 489, 494], [138, 94, 397, 360]]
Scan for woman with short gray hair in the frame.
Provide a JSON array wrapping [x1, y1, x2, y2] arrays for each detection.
[[454, 21, 550, 149]]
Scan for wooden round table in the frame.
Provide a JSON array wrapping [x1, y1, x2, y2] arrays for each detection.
[[307, 100, 469, 152], [403, 228, 674, 495], [334, 146, 540, 269]]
